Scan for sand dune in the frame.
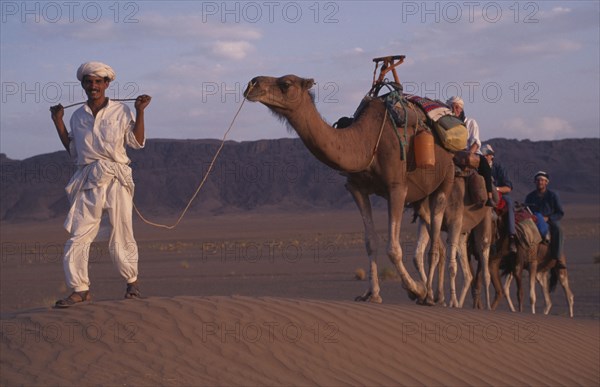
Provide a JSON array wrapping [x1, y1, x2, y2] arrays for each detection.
[[1, 296, 598, 386], [2, 206, 598, 385]]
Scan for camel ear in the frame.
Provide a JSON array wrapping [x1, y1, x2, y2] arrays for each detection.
[[303, 78, 315, 90]]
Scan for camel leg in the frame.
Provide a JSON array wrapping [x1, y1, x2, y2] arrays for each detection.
[[529, 259, 538, 315], [468, 236, 481, 309], [557, 264, 575, 318], [413, 216, 445, 304], [481, 251, 491, 310], [489, 253, 504, 311], [516, 267, 524, 313], [424, 192, 448, 305], [446, 236, 460, 308], [413, 219, 430, 284], [457, 233, 474, 308], [479, 248, 492, 310], [435, 236, 446, 306], [470, 211, 492, 309], [503, 273, 516, 312], [470, 247, 482, 309], [446, 223, 467, 308], [536, 271, 552, 315], [387, 187, 426, 302], [346, 183, 382, 303]]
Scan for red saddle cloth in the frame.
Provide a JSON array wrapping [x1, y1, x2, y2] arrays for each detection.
[[495, 192, 506, 212], [515, 208, 536, 224]]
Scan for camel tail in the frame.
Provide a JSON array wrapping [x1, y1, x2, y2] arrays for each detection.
[[409, 200, 424, 224], [549, 266, 558, 293]]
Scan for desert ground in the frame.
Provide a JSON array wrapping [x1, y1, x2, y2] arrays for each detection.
[[1, 203, 599, 385]]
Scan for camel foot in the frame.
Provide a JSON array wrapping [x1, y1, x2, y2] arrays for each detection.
[[449, 298, 459, 308], [421, 294, 436, 306], [415, 298, 432, 306], [354, 291, 382, 303], [407, 290, 418, 301], [543, 305, 551, 315], [354, 292, 369, 302], [490, 299, 499, 311], [404, 281, 427, 303]]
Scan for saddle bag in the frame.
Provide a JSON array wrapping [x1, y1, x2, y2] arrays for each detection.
[[467, 173, 487, 205], [453, 150, 480, 169], [434, 115, 468, 152]]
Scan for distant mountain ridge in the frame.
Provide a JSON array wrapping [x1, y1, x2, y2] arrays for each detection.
[[1, 138, 598, 221]]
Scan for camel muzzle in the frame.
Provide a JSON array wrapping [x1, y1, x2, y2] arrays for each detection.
[[243, 79, 259, 99]]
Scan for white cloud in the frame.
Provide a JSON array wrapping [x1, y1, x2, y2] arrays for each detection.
[[512, 38, 581, 55], [501, 116, 575, 140], [552, 7, 572, 14], [539, 116, 576, 137], [139, 13, 262, 41], [211, 41, 255, 60], [28, 12, 263, 44]]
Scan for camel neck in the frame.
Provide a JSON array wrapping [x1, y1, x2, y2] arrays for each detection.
[[285, 98, 382, 172]]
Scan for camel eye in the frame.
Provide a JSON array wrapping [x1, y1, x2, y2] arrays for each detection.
[[279, 81, 291, 92]]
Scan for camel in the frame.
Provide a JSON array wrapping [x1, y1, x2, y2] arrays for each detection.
[[414, 173, 493, 308], [503, 248, 574, 317], [488, 205, 574, 317], [244, 75, 455, 303]]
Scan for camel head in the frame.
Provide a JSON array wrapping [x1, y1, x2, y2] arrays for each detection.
[[244, 75, 315, 116]]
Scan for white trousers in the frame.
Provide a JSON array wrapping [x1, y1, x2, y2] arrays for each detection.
[[63, 177, 138, 292]]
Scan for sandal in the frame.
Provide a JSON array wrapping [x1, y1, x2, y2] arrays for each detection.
[[55, 290, 91, 308], [125, 281, 141, 299]]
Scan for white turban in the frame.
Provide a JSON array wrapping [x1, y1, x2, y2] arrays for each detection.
[[76, 61, 116, 82], [481, 144, 495, 156], [534, 171, 550, 183], [447, 96, 464, 108]]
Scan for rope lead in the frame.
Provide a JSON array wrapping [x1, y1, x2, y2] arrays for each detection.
[[133, 84, 253, 229]]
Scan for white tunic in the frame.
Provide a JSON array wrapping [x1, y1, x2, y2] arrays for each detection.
[[64, 100, 144, 233], [62, 99, 144, 291], [464, 116, 481, 154], [69, 99, 143, 166]]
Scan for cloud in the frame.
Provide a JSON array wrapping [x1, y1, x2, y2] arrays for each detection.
[[501, 116, 575, 140], [138, 13, 262, 41], [512, 39, 582, 55], [211, 41, 255, 60], [27, 12, 262, 44], [551, 6, 572, 14]]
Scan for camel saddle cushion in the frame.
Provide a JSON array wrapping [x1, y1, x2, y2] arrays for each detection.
[[453, 150, 480, 169], [515, 218, 543, 248]]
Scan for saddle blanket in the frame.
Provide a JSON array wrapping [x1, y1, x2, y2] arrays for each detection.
[[381, 91, 468, 152], [515, 217, 543, 248], [406, 95, 452, 121]]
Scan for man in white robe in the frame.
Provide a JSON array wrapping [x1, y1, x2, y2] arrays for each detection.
[[50, 61, 151, 307], [447, 96, 495, 207]]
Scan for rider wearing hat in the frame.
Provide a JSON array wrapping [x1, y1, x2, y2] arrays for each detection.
[[525, 171, 565, 266]]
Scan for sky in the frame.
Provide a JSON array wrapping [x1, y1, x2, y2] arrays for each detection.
[[1, 0, 599, 160]]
